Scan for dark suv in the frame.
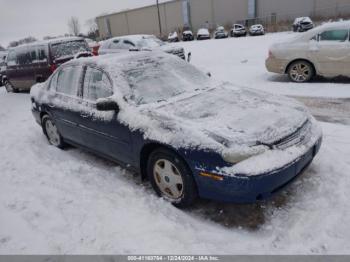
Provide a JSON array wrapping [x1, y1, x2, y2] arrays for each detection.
[[4, 37, 91, 92]]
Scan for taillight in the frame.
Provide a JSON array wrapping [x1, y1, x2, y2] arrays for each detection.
[[268, 50, 273, 58], [50, 64, 57, 73]]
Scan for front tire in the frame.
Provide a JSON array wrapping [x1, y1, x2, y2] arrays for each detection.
[[287, 60, 315, 83], [42, 115, 65, 148], [147, 148, 197, 208]]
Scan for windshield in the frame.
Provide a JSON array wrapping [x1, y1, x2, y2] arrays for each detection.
[[122, 55, 211, 105], [136, 36, 165, 49], [51, 40, 89, 60]]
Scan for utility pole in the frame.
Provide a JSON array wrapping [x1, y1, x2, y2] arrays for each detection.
[[156, 0, 163, 38]]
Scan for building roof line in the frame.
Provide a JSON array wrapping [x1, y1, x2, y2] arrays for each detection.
[[96, 0, 179, 20]]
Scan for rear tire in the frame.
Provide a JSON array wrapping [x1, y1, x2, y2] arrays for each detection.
[[287, 60, 315, 83], [147, 148, 197, 208], [42, 115, 65, 149]]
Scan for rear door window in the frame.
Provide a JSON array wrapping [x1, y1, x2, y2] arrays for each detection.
[[319, 30, 349, 42], [56, 66, 82, 96], [83, 67, 113, 101]]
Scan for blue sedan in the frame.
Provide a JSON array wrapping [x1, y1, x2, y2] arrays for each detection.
[[30, 51, 322, 208]]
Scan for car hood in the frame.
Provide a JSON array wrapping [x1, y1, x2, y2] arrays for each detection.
[[142, 84, 309, 149]]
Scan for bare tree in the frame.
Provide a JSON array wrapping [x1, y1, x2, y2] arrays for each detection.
[[85, 18, 99, 40], [8, 36, 37, 48], [68, 16, 81, 36]]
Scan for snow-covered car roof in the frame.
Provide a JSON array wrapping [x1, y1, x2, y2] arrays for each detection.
[[251, 24, 263, 29], [102, 34, 165, 49], [294, 17, 313, 24], [197, 28, 210, 35], [216, 26, 225, 31], [168, 32, 178, 39], [7, 37, 86, 50], [183, 30, 193, 34]]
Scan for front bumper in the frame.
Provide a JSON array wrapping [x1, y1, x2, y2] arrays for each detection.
[[250, 31, 264, 35], [232, 31, 246, 36], [215, 33, 228, 38], [193, 138, 322, 203], [197, 35, 211, 40]]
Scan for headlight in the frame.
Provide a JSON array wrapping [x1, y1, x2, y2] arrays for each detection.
[[222, 145, 267, 164]]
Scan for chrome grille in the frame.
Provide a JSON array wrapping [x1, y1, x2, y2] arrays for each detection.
[[273, 120, 312, 150]]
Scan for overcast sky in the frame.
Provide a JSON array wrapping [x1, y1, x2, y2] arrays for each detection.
[[0, 0, 170, 48]]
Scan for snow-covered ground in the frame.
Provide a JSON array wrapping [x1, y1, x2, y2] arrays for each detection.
[[1, 32, 350, 254]]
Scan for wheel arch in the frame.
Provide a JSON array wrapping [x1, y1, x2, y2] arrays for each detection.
[[285, 58, 317, 75], [139, 142, 192, 182]]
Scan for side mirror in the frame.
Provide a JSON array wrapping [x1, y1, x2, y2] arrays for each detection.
[[96, 98, 120, 112]]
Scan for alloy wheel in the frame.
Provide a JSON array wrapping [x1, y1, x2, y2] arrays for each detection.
[[289, 62, 312, 83]]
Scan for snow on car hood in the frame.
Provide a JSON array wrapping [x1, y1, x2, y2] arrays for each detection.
[[147, 84, 308, 147]]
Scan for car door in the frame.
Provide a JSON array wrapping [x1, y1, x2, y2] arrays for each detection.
[[76, 66, 133, 164], [310, 29, 350, 77], [47, 65, 86, 145]]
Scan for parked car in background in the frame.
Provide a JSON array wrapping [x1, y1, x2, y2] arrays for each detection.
[[182, 30, 194, 41], [230, 24, 247, 37], [197, 28, 211, 40], [31, 51, 322, 207], [85, 38, 100, 56], [293, 17, 314, 32], [0, 51, 7, 86], [98, 35, 185, 60], [168, 32, 179, 42], [249, 24, 265, 36], [214, 26, 229, 39], [4, 37, 91, 92], [266, 21, 350, 83]]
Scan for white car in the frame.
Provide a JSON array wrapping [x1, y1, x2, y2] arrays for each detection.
[[197, 28, 211, 40], [293, 17, 314, 32], [214, 26, 228, 39], [230, 24, 247, 37], [98, 34, 185, 60], [249, 24, 265, 36], [168, 32, 179, 42], [266, 21, 350, 83]]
